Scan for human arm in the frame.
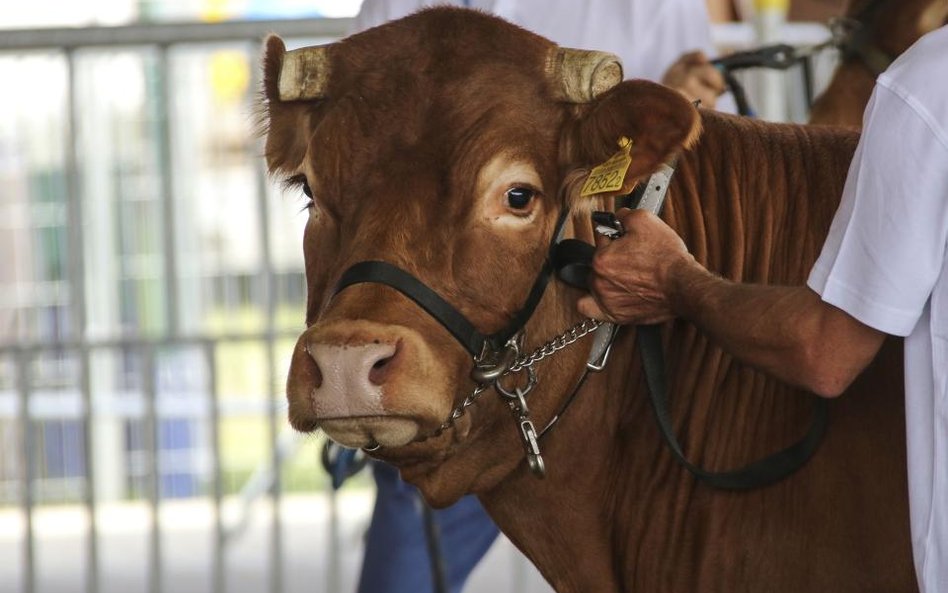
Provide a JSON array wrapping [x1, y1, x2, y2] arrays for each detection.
[[576, 209, 886, 397], [660, 51, 727, 109]]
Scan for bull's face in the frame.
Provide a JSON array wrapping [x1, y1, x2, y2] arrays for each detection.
[[261, 8, 699, 503]]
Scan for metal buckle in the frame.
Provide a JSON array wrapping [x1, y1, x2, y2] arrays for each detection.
[[586, 322, 620, 372], [470, 334, 522, 384]]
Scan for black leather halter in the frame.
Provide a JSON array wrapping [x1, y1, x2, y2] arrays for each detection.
[[331, 209, 571, 359]]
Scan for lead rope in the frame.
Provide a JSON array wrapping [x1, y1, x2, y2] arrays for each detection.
[[621, 158, 829, 489]]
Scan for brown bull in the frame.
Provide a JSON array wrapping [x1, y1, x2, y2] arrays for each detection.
[[809, 0, 948, 125], [262, 8, 915, 592]]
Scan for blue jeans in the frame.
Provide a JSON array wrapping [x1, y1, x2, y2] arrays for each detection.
[[357, 462, 499, 593]]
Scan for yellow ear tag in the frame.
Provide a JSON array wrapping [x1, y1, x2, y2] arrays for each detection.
[[580, 137, 633, 197]]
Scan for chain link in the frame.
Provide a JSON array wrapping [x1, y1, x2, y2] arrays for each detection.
[[509, 318, 603, 373], [427, 317, 603, 438]]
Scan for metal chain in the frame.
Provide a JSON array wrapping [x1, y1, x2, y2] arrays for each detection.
[[428, 317, 603, 437], [509, 318, 603, 373], [432, 383, 489, 435]]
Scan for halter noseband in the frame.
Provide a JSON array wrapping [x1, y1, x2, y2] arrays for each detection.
[[331, 208, 572, 365]]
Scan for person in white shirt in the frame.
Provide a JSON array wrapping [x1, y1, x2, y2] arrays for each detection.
[[352, 0, 731, 109], [578, 24, 948, 593]]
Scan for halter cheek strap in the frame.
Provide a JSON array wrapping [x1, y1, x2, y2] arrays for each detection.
[[330, 209, 571, 359]]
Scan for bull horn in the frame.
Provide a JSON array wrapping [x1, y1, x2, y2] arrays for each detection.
[[547, 47, 623, 103], [278, 45, 332, 101]]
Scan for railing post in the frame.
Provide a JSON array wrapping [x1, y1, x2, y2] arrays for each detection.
[[155, 44, 180, 337], [64, 46, 100, 593], [205, 340, 225, 593], [16, 348, 36, 593], [143, 346, 162, 593], [753, 0, 790, 121], [251, 41, 285, 593]]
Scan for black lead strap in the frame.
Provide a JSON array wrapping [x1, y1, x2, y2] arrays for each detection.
[[630, 163, 827, 489], [637, 324, 828, 489]]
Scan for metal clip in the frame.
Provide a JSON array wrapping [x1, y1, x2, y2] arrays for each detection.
[[592, 210, 625, 240], [636, 163, 675, 215], [470, 334, 521, 384], [496, 375, 546, 478], [519, 419, 546, 477], [586, 322, 620, 372]]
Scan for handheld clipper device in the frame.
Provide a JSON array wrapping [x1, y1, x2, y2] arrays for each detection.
[[586, 162, 676, 371]]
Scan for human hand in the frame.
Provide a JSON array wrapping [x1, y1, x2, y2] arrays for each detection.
[[661, 51, 726, 109], [576, 209, 697, 325]]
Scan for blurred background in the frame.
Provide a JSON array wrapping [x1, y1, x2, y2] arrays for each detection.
[[0, 1, 848, 592]]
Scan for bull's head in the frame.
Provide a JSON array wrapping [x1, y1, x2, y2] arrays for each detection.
[[262, 7, 700, 505]]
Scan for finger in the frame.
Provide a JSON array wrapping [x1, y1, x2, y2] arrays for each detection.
[[616, 207, 651, 232], [615, 206, 638, 227], [577, 294, 612, 321], [697, 92, 718, 109], [681, 50, 707, 66], [693, 64, 727, 94], [681, 79, 720, 108], [692, 85, 719, 109]]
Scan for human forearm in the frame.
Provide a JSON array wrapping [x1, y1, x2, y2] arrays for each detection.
[[578, 210, 885, 397], [666, 259, 882, 396]]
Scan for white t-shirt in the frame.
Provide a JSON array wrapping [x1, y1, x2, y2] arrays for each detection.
[[808, 25, 948, 593], [351, 0, 719, 84]]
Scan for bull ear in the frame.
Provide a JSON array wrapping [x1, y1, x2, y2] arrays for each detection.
[[260, 34, 312, 175], [562, 79, 702, 200], [262, 34, 286, 103]]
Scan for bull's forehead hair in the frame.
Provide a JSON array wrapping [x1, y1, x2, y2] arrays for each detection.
[[290, 8, 566, 206], [328, 6, 564, 145], [337, 7, 554, 84]]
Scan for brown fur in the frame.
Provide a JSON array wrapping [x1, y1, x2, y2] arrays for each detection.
[[809, 0, 948, 126], [263, 8, 915, 592]]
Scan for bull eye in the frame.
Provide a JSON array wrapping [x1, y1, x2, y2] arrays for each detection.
[[505, 187, 535, 210], [300, 181, 316, 211]]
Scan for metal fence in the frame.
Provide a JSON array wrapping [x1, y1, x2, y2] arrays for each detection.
[[0, 16, 362, 593], [0, 14, 838, 593]]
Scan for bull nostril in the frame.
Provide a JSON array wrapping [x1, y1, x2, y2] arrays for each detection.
[[303, 343, 324, 388], [308, 340, 401, 397], [368, 344, 400, 386]]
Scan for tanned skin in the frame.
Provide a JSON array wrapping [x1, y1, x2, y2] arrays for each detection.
[[662, 51, 727, 109], [577, 208, 886, 398]]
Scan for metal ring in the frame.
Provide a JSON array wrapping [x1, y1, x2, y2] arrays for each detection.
[[494, 365, 537, 400], [470, 335, 521, 384]]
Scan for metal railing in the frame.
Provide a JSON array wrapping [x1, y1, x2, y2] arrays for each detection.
[[1, 16, 351, 593], [0, 18, 352, 50]]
